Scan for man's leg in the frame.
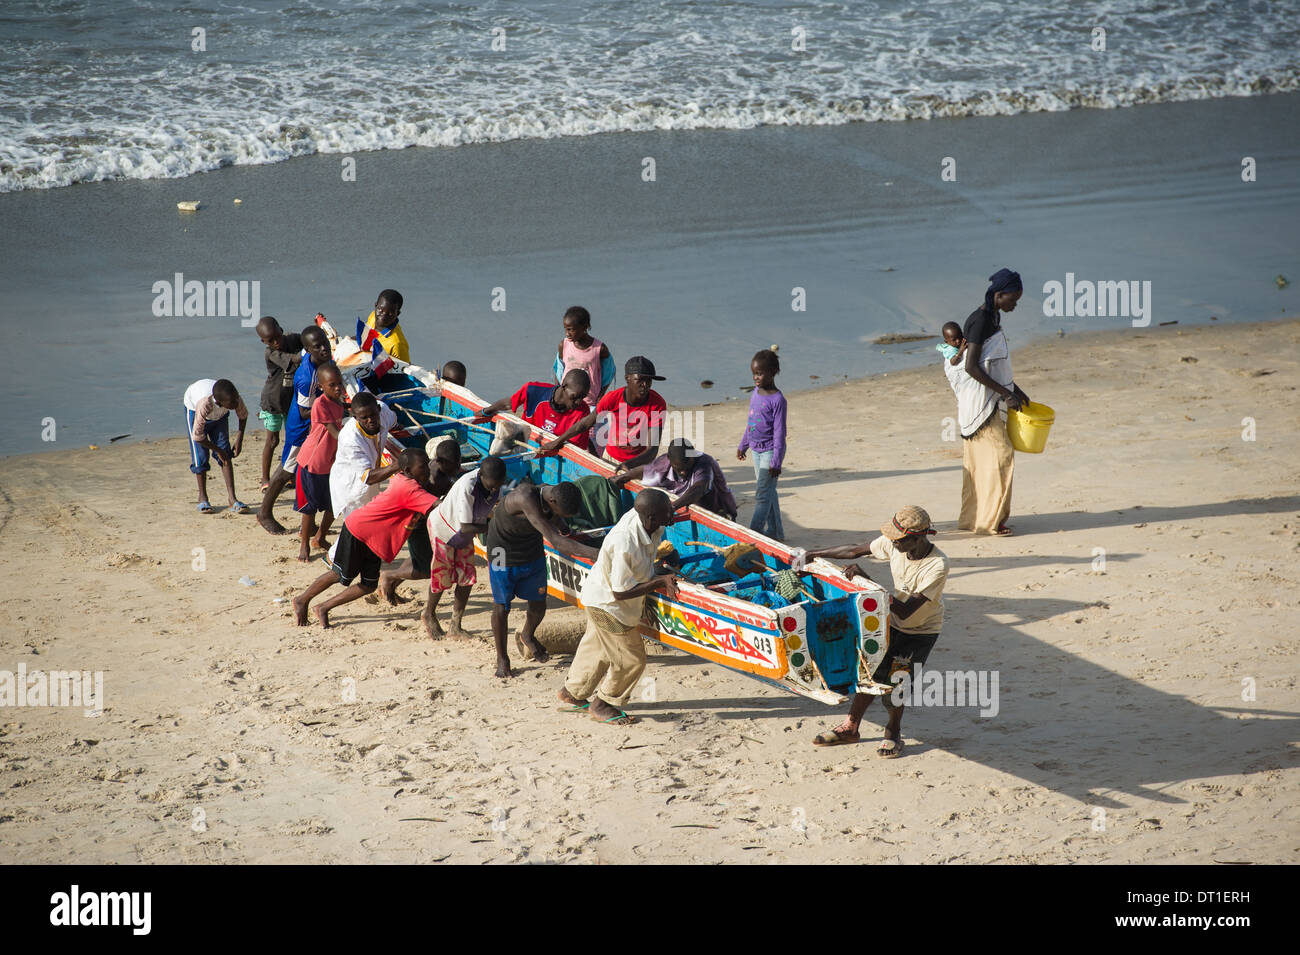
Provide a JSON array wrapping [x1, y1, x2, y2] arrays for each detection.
[[448, 584, 472, 638], [517, 599, 549, 663], [195, 470, 209, 506], [587, 616, 647, 725], [314, 510, 333, 547], [490, 602, 512, 678], [219, 456, 239, 507], [298, 513, 315, 562], [379, 560, 416, 605], [260, 426, 280, 486], [293, 571, 339, 625], [258, 467, 292, 534], [421, 588, 445, 638], [814, 693, 876, 744], [561, 612, 609, 707], [314, 581, 377, 629]]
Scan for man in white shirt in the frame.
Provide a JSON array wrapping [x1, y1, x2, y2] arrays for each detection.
[[804, 505, 950, 758], [557, 489, 679, 726], [328, 392, 402, 525]]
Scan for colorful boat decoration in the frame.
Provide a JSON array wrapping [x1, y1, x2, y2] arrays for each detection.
[[320, 317, 893, 705]]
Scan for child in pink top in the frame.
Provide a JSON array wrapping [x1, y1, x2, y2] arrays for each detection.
[[294, 362, 347, 562], [553, 306, 615, 413]]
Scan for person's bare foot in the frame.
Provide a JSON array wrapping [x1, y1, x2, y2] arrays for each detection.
[[588, 697, 637, 725], [494, 657, 514, 679], [314, 606, 331, 629], [379, 574, 410, 607], [517, 632, 549, 664], [447, 615, 473, 641], [258, 513, 287, 535], [292, 595, 309, 626], [422, 608, 444, 640], [310, 534, 328, 551], [297, 546, 311, 562]]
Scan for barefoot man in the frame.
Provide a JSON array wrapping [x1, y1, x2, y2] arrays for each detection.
[[377, 438, 464, 604], [420, 455, 507, 639], [557, 488, 679, 726], [484, 480, 599, 678], [292, 449, 439, 629], [804, 505, 949, 758]]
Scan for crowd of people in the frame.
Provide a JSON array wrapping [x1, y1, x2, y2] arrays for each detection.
[[180, 269, 1030, 749]]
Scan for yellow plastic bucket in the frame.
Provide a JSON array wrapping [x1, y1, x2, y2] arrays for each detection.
[[1007, 401, 1055, 453]]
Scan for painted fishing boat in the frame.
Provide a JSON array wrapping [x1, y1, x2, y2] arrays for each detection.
[[321, 317, 893, 705]]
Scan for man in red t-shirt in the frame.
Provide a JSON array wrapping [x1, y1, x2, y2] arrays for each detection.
[[293, 448, 439, 628], [473, 369, 592, 450], [544, 356, 666, 473]]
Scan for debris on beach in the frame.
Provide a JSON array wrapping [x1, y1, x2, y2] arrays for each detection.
[[1276, 274, 1289, 289], [88, 444, 98, 450], [700, 380, 714, 389], [176, 200, 200, 212], [1180, 356, 1198, 363], [109, 434, 130, 442], [1158, 320, 1178, 326], [238, 576, 257, 587], [873, 332, 934, 345]]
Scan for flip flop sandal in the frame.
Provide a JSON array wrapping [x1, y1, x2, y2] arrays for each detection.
[[813, 728, 860, 747], [557, 702, 590, 713], [259, 482, 270, 492], [599, 710, 638, 725], [877, 738, 905, 759], [197, 502, 215, 514], [229, 502, 251, 514]]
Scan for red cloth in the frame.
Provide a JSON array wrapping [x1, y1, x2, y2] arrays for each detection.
[[596, 387, 666, 462], [298, 395, 346, 475], [344, 474, 439, 562], [510, 381, 590, 449]]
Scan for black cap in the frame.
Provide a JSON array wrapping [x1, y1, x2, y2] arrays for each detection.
[[625, 355, 666, 381]]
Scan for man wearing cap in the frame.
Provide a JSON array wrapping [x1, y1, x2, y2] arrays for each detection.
[[803, 505, 949, 757], [543, 356, 667, 474]]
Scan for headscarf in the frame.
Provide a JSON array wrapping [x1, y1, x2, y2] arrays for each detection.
[[983, 268, 1023, 314]]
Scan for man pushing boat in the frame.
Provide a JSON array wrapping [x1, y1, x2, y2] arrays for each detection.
[[484, 479, 600, 678], [557, 488, 680, 726], [804, 506, 949, 757]]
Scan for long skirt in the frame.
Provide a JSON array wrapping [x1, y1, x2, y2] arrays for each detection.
[[959, 412, 1014, 534]]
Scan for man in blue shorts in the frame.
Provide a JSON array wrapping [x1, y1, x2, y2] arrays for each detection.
[[483, 480, 598, 678]]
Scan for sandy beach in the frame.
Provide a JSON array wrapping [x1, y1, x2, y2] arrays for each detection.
[[1, 318, 1296, 864]]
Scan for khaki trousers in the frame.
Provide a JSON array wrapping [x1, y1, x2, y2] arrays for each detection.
[[959, 413, 1014, 534], [564, 607, 647, 709]]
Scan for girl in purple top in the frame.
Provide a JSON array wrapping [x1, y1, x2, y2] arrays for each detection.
[[737, 348, 787, 540]]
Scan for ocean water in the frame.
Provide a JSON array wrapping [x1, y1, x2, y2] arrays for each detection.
[[3, 0, 1299, 193], [0, 2, 1297, 457]]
